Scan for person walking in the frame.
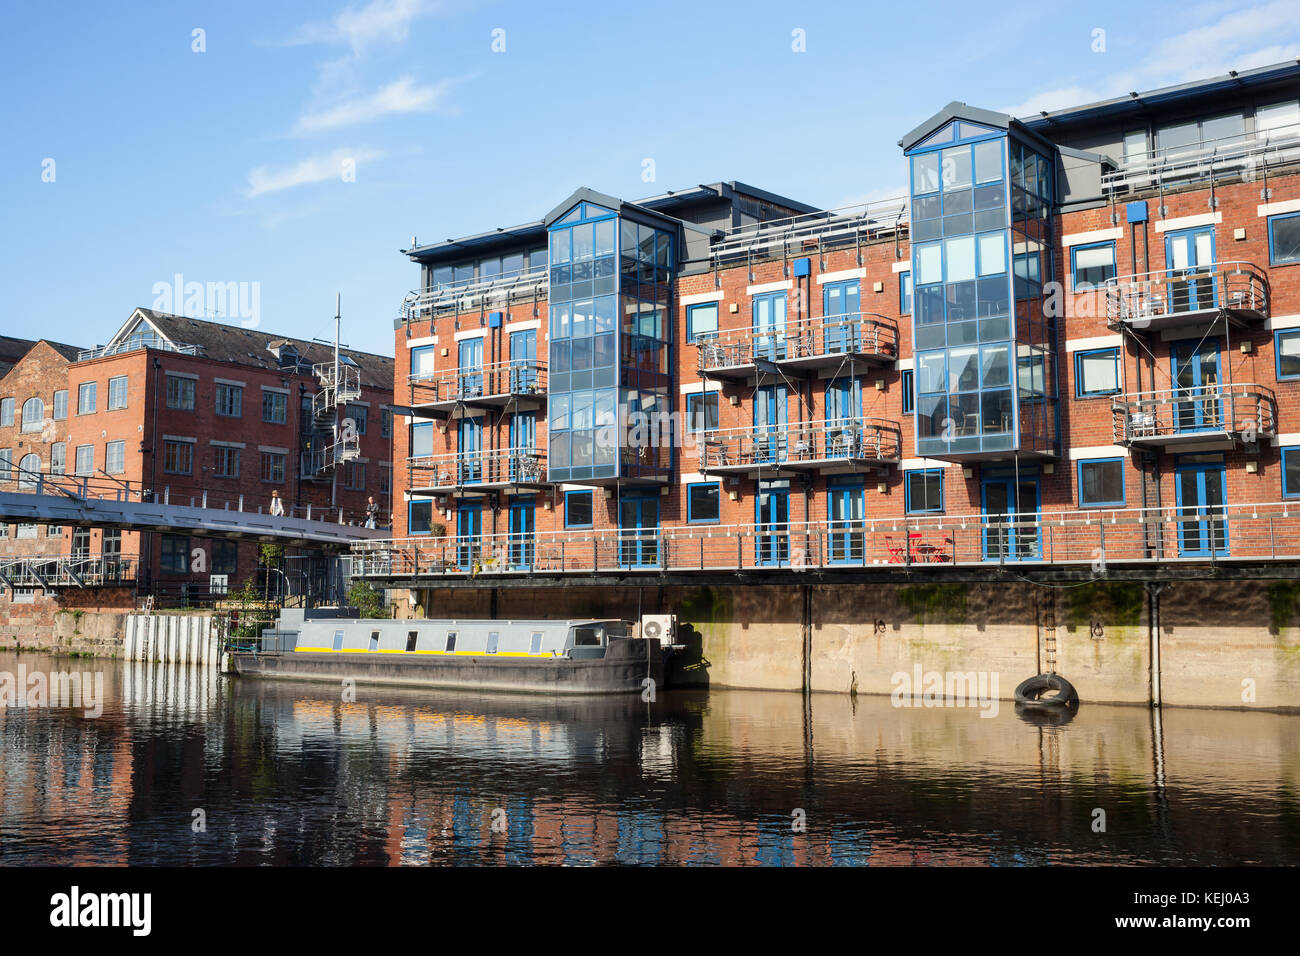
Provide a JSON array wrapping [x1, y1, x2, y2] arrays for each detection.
[[269, 489, 285, 516], [364, 496, 379, 529]]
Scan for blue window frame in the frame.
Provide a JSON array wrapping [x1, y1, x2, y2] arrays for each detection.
[[1075, 347, 1121, 397], [899, 271, 912, 315], [1283, 448, 1300, 497], [564, 489, 593, 528], [685, 392, 719, 433], [1275, 329, 1300, 380], [1070, 241, 1117, 289], [408, 500, 435, 535], [1268, 211, 1300, 266], [686, 302, 719, 342], [1077, 458, 1125, 508], [901, 369, 914, 414], [686, 482, 720, 523], [904, 469, 943, 513]]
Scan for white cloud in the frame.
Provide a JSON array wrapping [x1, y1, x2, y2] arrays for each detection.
[[246, 147, 383, 197], [294, 76, 454, 134], [287, 0, 435, 53]]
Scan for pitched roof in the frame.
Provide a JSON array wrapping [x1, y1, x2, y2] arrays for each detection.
[[0, 336, 84, 378], [114, 309, 394, 391]]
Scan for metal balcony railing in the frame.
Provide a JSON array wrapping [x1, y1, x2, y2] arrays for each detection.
[[0, 554, 137, 589], [398, 266, 549, 322], [1104, 261, 1269, 329], [1102, 122, 1300, 194], [710, 196, 910, 263], [694, 313, 899, 374], [698, 420, 903, 471], [408, 447, 548, 490], [1111, 383, 1277, 446], [349, 500, 1300, 578], [77, 335, 202, 362], [408, 359, 547, 406]]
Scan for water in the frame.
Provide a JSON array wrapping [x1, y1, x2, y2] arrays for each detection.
[[1, 650, 1297, 865]]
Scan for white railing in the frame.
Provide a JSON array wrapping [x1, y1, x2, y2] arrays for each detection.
[[1103, 122, 1300, 193], [398, 265, 549, 322], [710, 196, 910, 261], [77, 336, 201, 362]]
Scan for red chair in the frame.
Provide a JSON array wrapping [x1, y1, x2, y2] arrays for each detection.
[[884, 535, 906, 564]]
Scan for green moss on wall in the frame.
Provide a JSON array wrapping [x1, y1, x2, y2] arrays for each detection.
[[1063, 582, 1144, 629], [897, 584, 968, 626], [1266, 582, 1300, 635]]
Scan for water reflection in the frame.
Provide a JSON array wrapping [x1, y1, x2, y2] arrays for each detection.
[[0, 651, 1297, 865]]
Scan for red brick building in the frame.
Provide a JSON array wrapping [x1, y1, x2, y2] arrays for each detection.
[[1, 309, 393, 633], [374, 61, 1300, 583]]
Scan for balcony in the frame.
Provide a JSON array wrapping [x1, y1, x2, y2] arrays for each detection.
[[77, 335, 201, 362], [397, 266, 549, 324], [694, 313, 899, 381], [1112, 383, 1276, 449], [1102, 122, 1300, 195], [698, 420, 902, 477], [408, 447, 548, 495], [408, 360, 547, 417], [1104, 262, 1269, 332], [708, 197, 909, 267]]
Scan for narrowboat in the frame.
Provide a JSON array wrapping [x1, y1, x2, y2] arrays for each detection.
[[230, 608, 663, 695]]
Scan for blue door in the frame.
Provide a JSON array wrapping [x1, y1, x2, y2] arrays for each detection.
[[510, 412, 536, 481], [753, 385, 787, 464], [1175, 454, 1228, 557], [753, 291, 787, 361], [1171, 338, 1221, 433], [457, 503, 481, 568], [823, 280, 860, 354], [981, 472, 1040, 561], [756, 481, 790, 566], [825, 378, 860, 458], [508, 497, 535, 569], [828, 482, 864, 564], [509, 329, 537, 392], [458, 417, 482, 482], [619, 495, 659, 568], [459, 337, 484, 397], [1165, 227, 1217, 314]]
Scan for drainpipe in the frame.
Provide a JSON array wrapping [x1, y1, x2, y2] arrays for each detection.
[[1146, 581, 1164, 707]]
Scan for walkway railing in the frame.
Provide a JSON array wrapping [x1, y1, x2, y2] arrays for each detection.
[[77, 335, 202, 362], [695, 313, 899, 373], [349, 500, 1300, 578], [1112, 383, 1277, 445], [709, 196, 910, 262], [0, 554, 137, 588], [699, 419, 903, 470], [1101, 121, 1300, 194], [398, 266, 549, 322], [1104, 261, 1269, 328]]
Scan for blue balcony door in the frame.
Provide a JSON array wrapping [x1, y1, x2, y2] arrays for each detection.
[[1165, 227, 1217, 314], [458, 417, 482, 483], [509, 411, 536, 481], [753, 291, 787, 361], [753, 385, 787, 464], [981, 473, 1040, 561], [1171, 338, 1221, 433], [459, 337, 484, 398], [619, 495, 659, 569], [508, 496, 535, 569], [825, 378, 860, 458], [1175, 455, 1228, 557], [823, 280, 860, 354], [756, 481, 790, 566], [457, 503, 481, 568], [509, 329, 537, 392], [828, 482, 865, 564]]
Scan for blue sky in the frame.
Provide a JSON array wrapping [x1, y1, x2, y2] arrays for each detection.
[[2, 0, 1298, 356]]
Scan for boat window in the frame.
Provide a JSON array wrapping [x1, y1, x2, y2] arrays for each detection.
[[530, 632, 543, 654], [605, 623, 627, 639], [573, 627, 599, 646], [487, 632, 499, 654], [446, 632, 457, 652], [369, 630, 380, 651], [406, 631, 418, 652], [332, 629, 344, 651]]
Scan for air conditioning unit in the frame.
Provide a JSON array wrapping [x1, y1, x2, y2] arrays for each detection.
[[640, 614, 676, 647]]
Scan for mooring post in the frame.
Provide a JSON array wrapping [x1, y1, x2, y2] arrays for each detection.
[[1146, 581, 1165, 708]]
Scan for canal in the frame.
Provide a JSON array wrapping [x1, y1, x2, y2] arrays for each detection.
[[1, 650, 1297, 865]]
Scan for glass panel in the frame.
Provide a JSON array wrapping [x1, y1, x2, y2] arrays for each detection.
[[945, 236, 975, 282], [913, 152, 941, 194], [941, 145, 972, 191], [973, 139, 1002, 183], [916, 242, 943, 284]]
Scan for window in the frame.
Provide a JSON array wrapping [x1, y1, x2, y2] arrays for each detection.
[[17, 453, 39, 488], [686, 302, 719, 342], [262, 390, 287, 423], [163, 440, 192, 475], [904, 469, 943, 513], [487, 631, 499, 654], [530, 632, 543, 654], [105, 440, 125, 475], [261, 451, 285, 483], [52, 390, 67, 420], [0, 448, 10, 480], [381, 407, 393, 438], [344, 461, 366, 490], [161, 535, 189, 574], [212, 540, 238, 575], [1284, 448, 1300, 498], [379, 463, 391, 495], [0, 398, 11, 427], [1122, 129, 1148, 166], [406, 632, 419, 653], [1269, 212, 1300, 266], [901, 369, 915, 414], [1258, 99, 1300, 136], [1078, 458, 1125, 508], [17, 523, 38, 539], [445, 632, 457, 652], [74, 444, 93, 475], [346, 404, 367, 434], [215, 383, 243, 417], [1276, 329, 1300, 380], [1075, 348, 1121, 397], [11, 587, 36, 604], [899, 271, 912, 315], [1071, 241, 1116, 289], [213, 445, 240, 478], [409, 500, 434, 534], [108, 376, 128, 410], [21, 397, 44, 432], [565, 490, 593, 528], [77, 382, 96, 414], [687, 482, 721, 523], [686, 392, 719, 433], [50, 443, 65, 475], [166, 374, 195, 410]]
